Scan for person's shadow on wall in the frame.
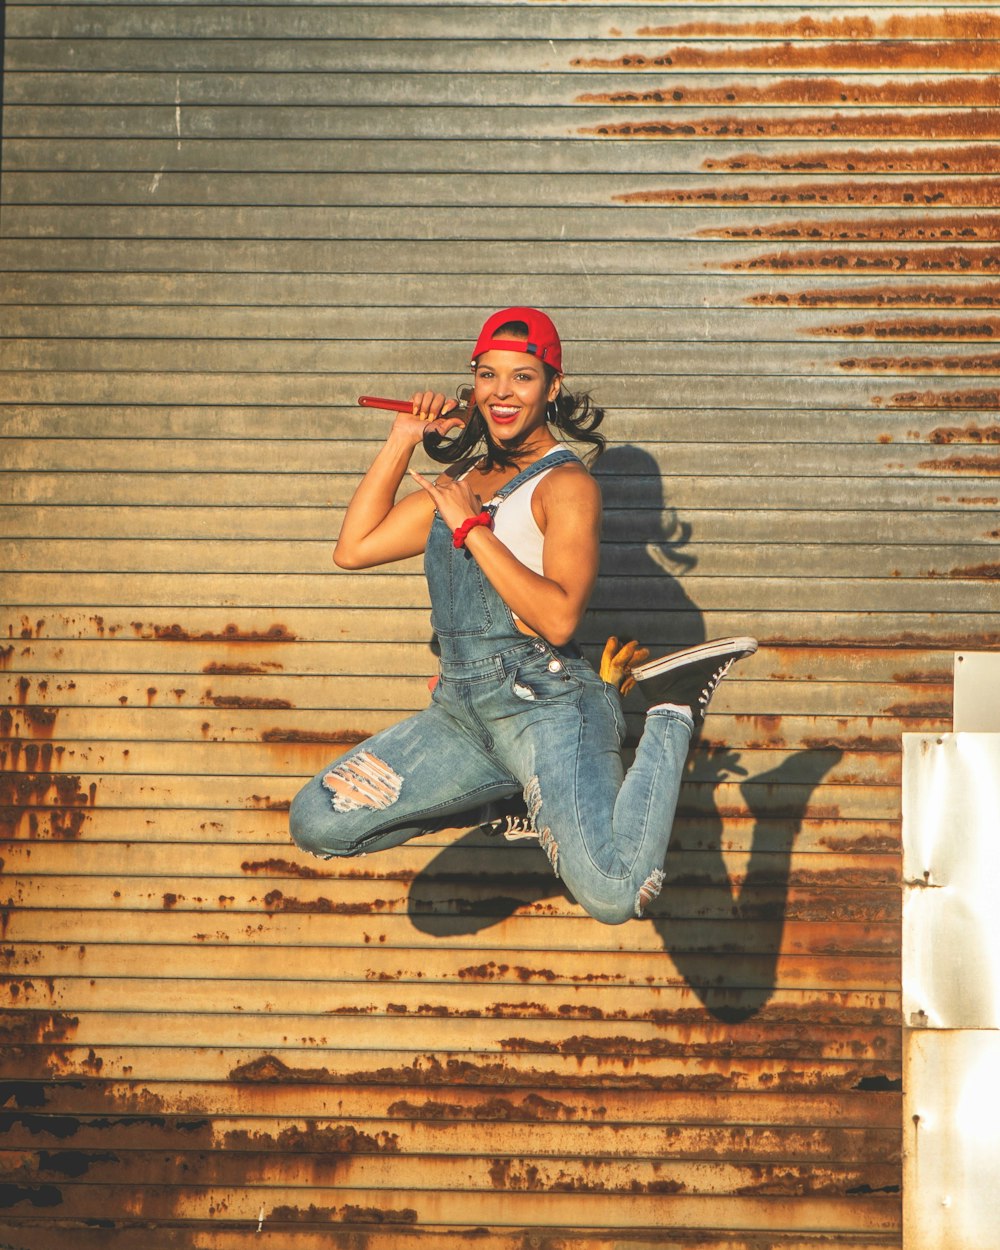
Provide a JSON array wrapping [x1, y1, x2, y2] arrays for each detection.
[[406, 445, 842, 1021]]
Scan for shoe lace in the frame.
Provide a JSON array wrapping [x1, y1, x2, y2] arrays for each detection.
[[698, 656, 735, 711], [483, 813, 537, 839]]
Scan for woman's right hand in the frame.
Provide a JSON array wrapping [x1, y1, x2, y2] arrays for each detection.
[[389, 391, 465, 447]]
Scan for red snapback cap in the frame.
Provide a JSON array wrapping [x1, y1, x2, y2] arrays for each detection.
[[470, 307, 563, 374]]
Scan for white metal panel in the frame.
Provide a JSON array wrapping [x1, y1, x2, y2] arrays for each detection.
[[902, 734, 1000, 1030], [904, 1030, 1000, 1250], [954, 653, 1000, 733]]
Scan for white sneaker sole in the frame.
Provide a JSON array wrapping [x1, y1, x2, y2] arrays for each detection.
[[632, 636, 758, 683]]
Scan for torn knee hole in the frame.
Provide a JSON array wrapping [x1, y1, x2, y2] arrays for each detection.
[[537, 827, 559, 876], [635, 868, 665, 918], [524, 775, 543, 824], [323, 751, 403, 814]]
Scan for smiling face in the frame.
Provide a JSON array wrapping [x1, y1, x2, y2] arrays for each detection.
[[473, 348, 562, 445]]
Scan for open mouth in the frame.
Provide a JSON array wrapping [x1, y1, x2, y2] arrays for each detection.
[[489, 405, 521, 424]]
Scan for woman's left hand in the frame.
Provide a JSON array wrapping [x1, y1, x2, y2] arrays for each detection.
[[409, 469, 485, 533]]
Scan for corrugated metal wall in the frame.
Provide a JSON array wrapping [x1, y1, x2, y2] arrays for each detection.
[[2, 2, 997, 1246]]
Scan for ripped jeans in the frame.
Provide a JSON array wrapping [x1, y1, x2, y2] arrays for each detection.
[[289, 635, 693, 925]]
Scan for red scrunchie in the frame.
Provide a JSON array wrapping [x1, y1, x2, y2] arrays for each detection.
[[452, 510, 494, 549]]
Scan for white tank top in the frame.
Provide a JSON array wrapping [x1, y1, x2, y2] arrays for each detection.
[[487, 445, 579, 576]]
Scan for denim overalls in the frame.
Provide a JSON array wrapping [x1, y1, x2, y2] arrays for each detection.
[[290, 449, 693, 924]]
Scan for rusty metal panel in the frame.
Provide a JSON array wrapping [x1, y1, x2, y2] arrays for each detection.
[[4, 0, 999, 1243]]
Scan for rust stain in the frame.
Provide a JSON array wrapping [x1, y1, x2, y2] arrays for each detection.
[[883, 701, 952, 718], [895, 393, 1000, 412], [260, 889, 386, 914], [576, 78, 999, 109], [202, 662, 283, 675], [222, 1122, 399, 1154], [240, 858, 323, 879], [269, 1204, 417, 1225], [615, 182, 1000, 207], [571, 43, 997, 74], [204, 692, 294, 710], [579, 111, 1000, 141], [387, 1093, 586, 1121], [769, 630, 993, 649], [749, 285, 1000, 308], [706, 217, 1000, 243], [929, 424, 1000, 443], [0, 646, 14, 670], [820, 833, 899, 853], [0, 1009, 79, 1046], [635, 14, 1000, 40], [247, 796, 291, 811], [142, 623, 297, 643], [812, 319, 1000, 340], [841, 352, 1000, 372], [703, 148, 1000, 175], [729, 248, 999, 273], [227, 1051, 897, 1092], [950, 562, 1000, 578], [261, 728, 370, 745]]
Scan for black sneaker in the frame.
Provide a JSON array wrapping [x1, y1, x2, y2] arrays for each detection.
[[632, 637, 758, 722], [474, 797, 538, 842]]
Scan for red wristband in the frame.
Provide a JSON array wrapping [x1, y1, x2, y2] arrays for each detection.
[[452, 510, 494, 549]]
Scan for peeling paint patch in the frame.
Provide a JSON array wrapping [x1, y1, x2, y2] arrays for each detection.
[[323, 751, 403, 813]]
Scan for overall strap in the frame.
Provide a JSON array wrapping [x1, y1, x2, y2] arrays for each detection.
[[488, 447, 580, 509]]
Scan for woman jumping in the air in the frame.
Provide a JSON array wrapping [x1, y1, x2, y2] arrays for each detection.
[[290, 308, 756, 924]]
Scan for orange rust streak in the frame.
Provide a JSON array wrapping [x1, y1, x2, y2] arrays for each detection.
[[614, 180, 1000, 207], [702, 147, 1000, 174], [950, 562, 1000, 578], [840, 352, 1000, 372], [813, 318, 1000, 340], [579, 112, 1000, 142], [903, 395, 1000, 414], [261, 727, 370, 745], [705, 217, 1000, 242], [143, 622, 297, 642], [728, 248, 999, 274], [929, 424, 1000, 443], [575, 79, 1000, 109], [571, 43, 995, 74], [635, 15, 1000, 41], [749, 285, 1000, 308]]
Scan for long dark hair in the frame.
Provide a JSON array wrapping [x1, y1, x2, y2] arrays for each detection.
[[422, 325, 607, 471]]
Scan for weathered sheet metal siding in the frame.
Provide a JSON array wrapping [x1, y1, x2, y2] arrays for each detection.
[[1, 2, 996, 1245]]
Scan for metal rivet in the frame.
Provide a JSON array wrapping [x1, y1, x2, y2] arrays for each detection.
[[548, 659, 563, 673]]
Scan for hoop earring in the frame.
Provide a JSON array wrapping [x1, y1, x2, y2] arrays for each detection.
[[546, 401, 558, 423]]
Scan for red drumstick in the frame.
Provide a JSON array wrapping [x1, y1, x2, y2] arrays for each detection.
[[358, 392, 473, 416], [357, 395, 414, 413]]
